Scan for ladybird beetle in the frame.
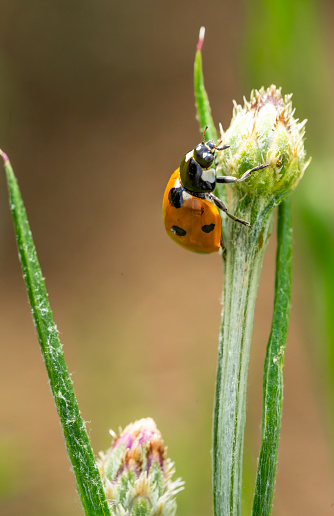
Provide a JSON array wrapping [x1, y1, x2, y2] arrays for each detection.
[[162, 127, 268, 253]]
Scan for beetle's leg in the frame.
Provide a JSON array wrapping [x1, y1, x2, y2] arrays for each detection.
[[209, 194, 252, 228], [216, 164, 269, 184], [215, 143, 230, 151]]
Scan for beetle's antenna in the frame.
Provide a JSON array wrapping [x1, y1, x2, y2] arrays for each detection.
[[202, 125, 208, 142]]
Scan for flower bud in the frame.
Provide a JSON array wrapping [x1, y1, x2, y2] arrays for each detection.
[[218, 85, 311, 200], [98, 418, 184, 515]]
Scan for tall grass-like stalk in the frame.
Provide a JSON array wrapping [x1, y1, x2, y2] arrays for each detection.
[[194, 28, 309, 516]]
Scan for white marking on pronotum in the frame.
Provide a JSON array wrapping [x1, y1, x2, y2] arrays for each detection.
[[185, 150, 193, 162], [174, 177, 181, 188], [201, 169, 215, 183], [182, 191, 192, 200]]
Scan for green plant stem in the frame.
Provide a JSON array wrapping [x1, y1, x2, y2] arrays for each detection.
[[252, 197, 292, 516], [213, 196, 275, 516], [1, 153, 110, 516]]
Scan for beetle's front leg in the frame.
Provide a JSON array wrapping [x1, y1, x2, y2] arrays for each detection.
[[216, 164, 269, 184]]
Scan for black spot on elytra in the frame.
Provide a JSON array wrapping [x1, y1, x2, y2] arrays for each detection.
[[171, 226, 186, 236], [201, 223, 215, 233], [168, 187, 183, 208]]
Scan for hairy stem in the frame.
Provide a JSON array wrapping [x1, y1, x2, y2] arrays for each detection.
[[213, 197, 275, 516]]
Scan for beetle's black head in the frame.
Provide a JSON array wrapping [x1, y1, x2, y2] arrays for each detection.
[[193, 141, 215, 169]]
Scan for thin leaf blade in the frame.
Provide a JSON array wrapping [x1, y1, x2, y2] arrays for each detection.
[[1, 152, 110, 516], [194, 27, 227, 220], [252, 197, 293, 516], [194, 26, 217, 143]]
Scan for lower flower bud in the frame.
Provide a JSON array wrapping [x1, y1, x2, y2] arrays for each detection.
[[98, 418, 184, 515]]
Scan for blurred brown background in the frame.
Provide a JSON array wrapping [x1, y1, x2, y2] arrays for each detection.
[[0, 1, 333, 515]]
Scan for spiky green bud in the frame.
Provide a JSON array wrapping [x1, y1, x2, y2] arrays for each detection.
[[97, 418, 184, 516], [218, 85, 311, 201]]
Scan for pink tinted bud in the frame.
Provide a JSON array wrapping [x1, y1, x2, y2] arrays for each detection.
[[98, 418, 184, 515]]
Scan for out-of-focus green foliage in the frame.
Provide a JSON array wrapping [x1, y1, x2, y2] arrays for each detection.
[[242, 0, 334, 153], [298, 188, 334, 436]]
